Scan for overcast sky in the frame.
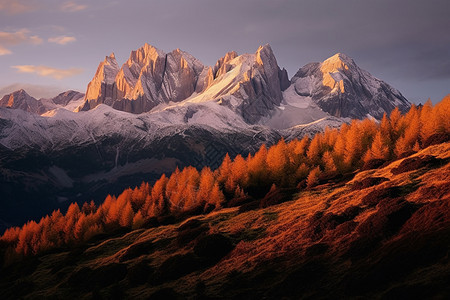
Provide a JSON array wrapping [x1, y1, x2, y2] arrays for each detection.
[[0, 0, 448, 103]]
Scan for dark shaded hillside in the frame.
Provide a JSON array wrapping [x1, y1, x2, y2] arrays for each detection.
[[0, 143, 449, 299], [0, 126, 278, 233], [2, 98, 449, 259]]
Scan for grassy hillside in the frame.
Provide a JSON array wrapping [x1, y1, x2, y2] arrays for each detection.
[[1, 142, 449, 299]]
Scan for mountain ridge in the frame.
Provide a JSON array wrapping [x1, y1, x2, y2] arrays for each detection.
[[0, 44, 410, 126], [0, 89, 84, 115], [0, 44, 413, 233], [76, 43, 409, 123]]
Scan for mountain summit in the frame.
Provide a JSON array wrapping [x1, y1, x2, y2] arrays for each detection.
[[0, 89, 46, 114], [78, 44, 409, 122], [291, 53, 410, 119], [79, 44, 290, 123], [0, 89, 84, 114], [79, 44, 207, 114]]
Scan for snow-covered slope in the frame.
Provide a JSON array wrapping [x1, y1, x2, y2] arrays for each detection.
[[78, 44, 409, 124], [0, 45, 413, 231], [259, 84, 330, 129], [292, 53, 410, 119], [0, 98, 338, 152]]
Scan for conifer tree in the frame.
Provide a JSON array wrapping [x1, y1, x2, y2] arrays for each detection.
[[209, 182, 225, 209], [306, 166, 321, 188], [322, 151, 337, 173]]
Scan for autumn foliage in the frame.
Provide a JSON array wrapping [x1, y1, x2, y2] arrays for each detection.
[[1, 96, 449, 262]]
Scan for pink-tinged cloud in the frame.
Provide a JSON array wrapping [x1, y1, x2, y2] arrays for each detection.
[[0, 45, 12, 55], [61, 1, 87, 12], [12, 65, 83, 80], [0, 0, 37, 15], [48, 36, 76, 45], [0, 29, 43, 55]]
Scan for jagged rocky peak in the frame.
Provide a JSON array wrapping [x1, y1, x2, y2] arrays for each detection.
[[78, 44, 408, 123], [291, 52, 410, 120], [191, 44, 288, 124], [81, 52, 120, 110], [161, 48, 205, 101], [255, 44, 290, 91], [101, 52, 120, 83], [213, 51, 238, 78], [79, 43, 210, 113], [51, 90, 84, 106], [236, 44, 291, 123], [78, 43, 291, 123], [321, 53, 355, 71], [255, 44, 284, 100], [128, 43, 165, 66], [0, 89, 46, 114]]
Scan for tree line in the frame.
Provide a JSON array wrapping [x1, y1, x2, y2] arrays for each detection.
[[1, 96, 449, 262]]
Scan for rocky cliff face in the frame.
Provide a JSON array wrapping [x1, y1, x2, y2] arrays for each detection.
[[291, 53, 410, 119], [0, 89, 85, 115], [236, 44, 290, 123], [1, 47, 410, 123], [0, 89, 46, 114], [80, 52, 120, 111], [79, 44, 208, 114], [51, 90, 84, 106], [79, 44, 290, 123], [79, 44, 408, 123]]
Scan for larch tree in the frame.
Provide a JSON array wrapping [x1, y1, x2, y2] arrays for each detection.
[[217, 153, 232, 185], [73, 213, 87, 241], [196, 167, 215, 206], [63, 203, 81, 243], [231, 154, 249, 187], [81, 200, 97, 215], [420, 99, 438, 143], [150, 174, 168, 216], [132, 211, 145, 230], [395, 106, 420, 156], [247, 144, 268, 187], [165, 167, 180, 201], [306, 166, 321, 188], [119, 202, 134, 228], [343, 121, 363, 167], [266, 138, 289, 184], [332, 134, 347, 172], [365, 131, 390, 162], [295, 163, 310, 182], [435, 95, 450, 134], [292, 136, 310, 158], [380, 113, 392, 139], [390, 107, 403, 139], [322, 151, 337, 173], [307, 134, 322, 165], [209, 182, 225, 209]]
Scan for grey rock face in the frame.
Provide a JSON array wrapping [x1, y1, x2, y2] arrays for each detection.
[[236, 45, 286, 123], [291, 53, 410, 119], [79, 44, 289, 123], [51, 90, 84, 106], [278, 67, 290, 91], [79, 45, 409, 123]]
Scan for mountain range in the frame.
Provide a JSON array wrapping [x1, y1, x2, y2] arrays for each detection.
[[0, 43, 410, 231]]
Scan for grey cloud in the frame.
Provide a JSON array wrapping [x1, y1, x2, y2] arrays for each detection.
[[0, 0, 448, 104]]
